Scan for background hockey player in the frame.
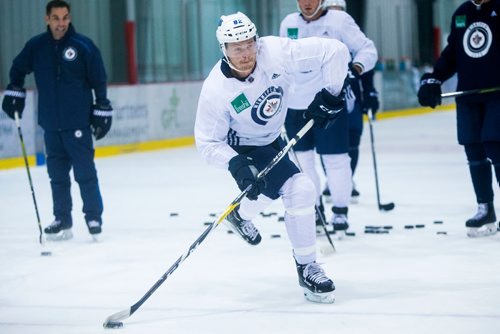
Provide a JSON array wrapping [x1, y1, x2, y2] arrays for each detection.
[[195, 12, 350, 303], [279, 0, 377, 234], [418, 0, 500, 237], [321, 0, 380, 203], [2, 0, 113, 241]]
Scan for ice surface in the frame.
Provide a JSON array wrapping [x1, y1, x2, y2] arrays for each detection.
[[1, 110, 499, 334]]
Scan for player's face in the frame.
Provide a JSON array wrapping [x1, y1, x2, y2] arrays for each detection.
[[298, 0, 323, 17], [225, 39, 257, 77], [45, 7, 71, 40]]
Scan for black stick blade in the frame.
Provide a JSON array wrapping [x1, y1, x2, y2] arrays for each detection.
[[379, 202, 395, 211]]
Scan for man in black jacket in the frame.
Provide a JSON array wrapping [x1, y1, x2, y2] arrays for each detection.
[[2, 0, 113, 240], [418, 0, 500, 237]]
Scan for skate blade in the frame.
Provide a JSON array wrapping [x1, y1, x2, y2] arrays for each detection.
[[91, 234, 100, 242], [45, 229, 73, 242], [303, 289, 335, 304], [467, 223, 498, 238]]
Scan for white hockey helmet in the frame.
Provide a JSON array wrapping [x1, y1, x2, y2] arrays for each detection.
[[216, 12, 257, 50], [323, 0, 346, 10]]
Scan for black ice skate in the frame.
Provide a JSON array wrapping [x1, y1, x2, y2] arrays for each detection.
[[224, 207, 261, 245], [86, 220, 102, 241], [44, 220, 73, 241], [332, 207, 349, 238], [315, 200, 327, 235], [465, 202, 497, 238], [296, 261, 335, 304]]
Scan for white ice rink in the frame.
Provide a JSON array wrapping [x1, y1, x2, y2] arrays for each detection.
[[0, 110, 499, 334]]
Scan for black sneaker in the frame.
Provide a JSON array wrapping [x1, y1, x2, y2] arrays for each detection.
[[224, 207, 261, 245], [466, 202, 497, 237], [44, 220, 73, 241], [296, 261, 335, 303]]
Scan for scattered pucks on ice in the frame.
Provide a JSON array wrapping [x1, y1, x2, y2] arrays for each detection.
[[436, 231, 447, 235], [270, 234, 281, 238], [278, 216, 285, 222], [404, 225, 414, 229], [415, 224, 425, 228], [170, 212, 179, 217], [433, 220, 443, 224]]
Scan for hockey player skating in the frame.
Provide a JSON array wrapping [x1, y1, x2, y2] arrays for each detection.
[[279, 0, 377, 234], [195, 12, 350, 303], [418, 0, 500, 237], [2, 0, 112, 241]]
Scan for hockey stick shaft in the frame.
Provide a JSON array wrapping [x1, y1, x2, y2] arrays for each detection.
[[441, 86, 500, 98], [103, 119, 315, 327], [281, 129, 335, 252], [366, 110, 394, 211], [15, 112, 44, 245]]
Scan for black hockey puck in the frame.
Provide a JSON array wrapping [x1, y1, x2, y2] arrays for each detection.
[[436, 231, 447, 235], [270, 234, 281, 238], [209, 213, 217, 217], [260, 212, 273, 218], [103, 321, 123, 329], [40, 251, 52, 256], [433, 220, 443, 224], [203, 222, 212, 226], [345, 232, 356, 237], [365, 229, 388, 234], [278, 216, 285, 222], [365, 225, 381, 230], [404, 225, 414, 229], [383, 225, 393, 230], [169, 212, 179, 217], [227, 230, 234, 234], [415, 224, 425, 228]]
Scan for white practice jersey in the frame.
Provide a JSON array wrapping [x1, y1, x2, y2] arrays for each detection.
[[195, 36, 349, 169], [280, 10, 378, 109]]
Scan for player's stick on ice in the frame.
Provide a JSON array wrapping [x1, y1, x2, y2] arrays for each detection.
[[102, 119, 315, 329], [14, 112, 51, 257], [366, 109, 395, 212], [441, 86, 500, 99]]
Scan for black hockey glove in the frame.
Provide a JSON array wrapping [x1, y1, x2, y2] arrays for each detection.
[[304, 88, 345, 129], [2, 84, 26, 120], [91, 100, 113, 140], [362, 88, 379, 116], [418, 73, 442, 108], [228, 155, 265, 201]]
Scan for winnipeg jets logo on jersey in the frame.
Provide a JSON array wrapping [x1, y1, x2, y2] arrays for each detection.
[[63, 47, 78, 61], [251, 86, 284, 125], [463, 22, 492, 58]]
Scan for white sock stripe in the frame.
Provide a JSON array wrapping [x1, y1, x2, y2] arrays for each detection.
[[293, 245, 316, 257], [286, 206, 315, 216], [93, 109, 113, 117], [5, 90, 26, 98]]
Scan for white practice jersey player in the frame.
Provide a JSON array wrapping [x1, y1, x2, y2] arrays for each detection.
[[195, 36, 349, 169], [279, 9, 377, 109]]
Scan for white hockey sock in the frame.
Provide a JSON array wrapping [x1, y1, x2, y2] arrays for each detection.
[[238, 195, 273, 221], [280, 173, 316, 264], [294, 150, 322, 205], [321, 153, 352, 208]]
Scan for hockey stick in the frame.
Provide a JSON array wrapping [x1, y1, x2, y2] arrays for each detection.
[[280, 129, 335, 254], [102, 119, 315, 329], [14, 112, 47, 250], [441, 86, 500, 99], [366, 110, 395, 211]]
